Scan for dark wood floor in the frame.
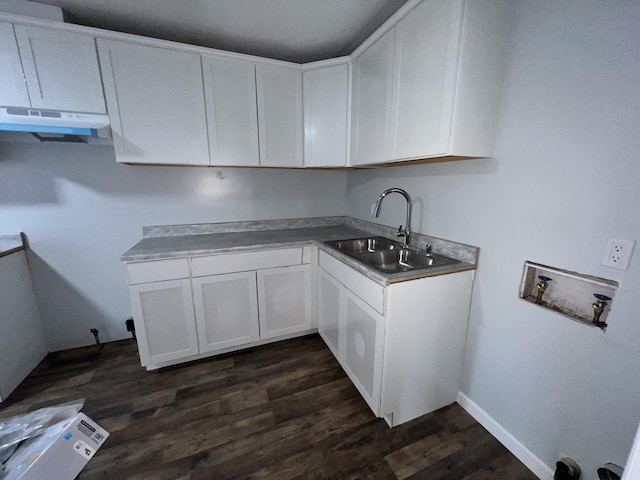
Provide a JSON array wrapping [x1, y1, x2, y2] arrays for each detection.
[[0, 335, 536, 479]]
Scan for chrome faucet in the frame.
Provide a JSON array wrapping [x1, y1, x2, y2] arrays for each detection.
[[372, 188, 413, 247]]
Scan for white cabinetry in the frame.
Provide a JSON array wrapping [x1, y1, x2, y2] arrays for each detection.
[[202, 56, 260, 166], [343, 287, 385, 413], [14, 25, 105, 113], [0, 21, 105, 113], [318, 250, 474, 426], [124, 246, 315, 369], [303, 62, 349, 167], [317, 251, 386, 415], [126, 259, 199, 366], [0, 21, 30, 107], [204, 57, 304, 167], [191, 247, 313, 354], [351, 0, 511, 165], [257, 264, 312, 339], [350, 29, 395, 166], [98, 39, 210, 165], [317, 268, 341, 358], [389, 0, 463, 160], [192, 271, 260, 353], [256, 63, 304, 167]]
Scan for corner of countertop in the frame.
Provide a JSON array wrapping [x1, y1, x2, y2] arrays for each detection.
[[0, 232, 26, 258]]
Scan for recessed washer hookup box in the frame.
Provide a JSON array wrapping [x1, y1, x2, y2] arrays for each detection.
[[2, 413, 109, 480]]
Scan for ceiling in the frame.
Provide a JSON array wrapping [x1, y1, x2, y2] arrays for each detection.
[[33, 0, 410, 63]]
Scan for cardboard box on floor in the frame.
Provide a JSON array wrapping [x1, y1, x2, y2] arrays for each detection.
[[0, 403, 109, 480]]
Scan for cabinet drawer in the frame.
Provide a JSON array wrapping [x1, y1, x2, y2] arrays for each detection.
[[191, 248, 303, 277], [125, 258, 189, 285], [319, 250, 385, 315]]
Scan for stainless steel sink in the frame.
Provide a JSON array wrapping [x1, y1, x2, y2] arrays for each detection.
[[325, 236, 398, 255], [324, 237, 460, 273]]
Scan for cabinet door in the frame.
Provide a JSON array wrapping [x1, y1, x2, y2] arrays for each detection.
[[14, 25, 105, 113], [192, 272, 260, 353], [0, 22, 29, 107], [350, 29, 395, 166], [255, 63, 303, 167], [98, 39, 210, 165], [317, 268, 342, 360], [303, 64, 349, 167], [389, 0, 463, 160], [257, 264, 311, 339], [202, 56, 260, 166], [129, 279, 199, 366], [343, 288, 385, 416]]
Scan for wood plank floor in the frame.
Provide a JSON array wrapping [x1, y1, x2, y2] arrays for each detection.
[[0, 335, 536, 479]]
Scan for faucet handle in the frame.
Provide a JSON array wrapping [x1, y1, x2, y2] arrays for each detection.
[[396, 225, 404, 236], [425, 244, 432, 256]]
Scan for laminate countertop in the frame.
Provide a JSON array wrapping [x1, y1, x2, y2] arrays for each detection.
[[122, 217, 478, 285], [0, 233, 24, 258]]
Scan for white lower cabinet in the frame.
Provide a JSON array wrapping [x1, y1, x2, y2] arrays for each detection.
[[125, 243, 473, 426], [257, 264, 312, 339], [125, 247, 315, 369], [317, 250, 474, 427], [128, 278, 199, 366], [317, 268, 341, 358], [343, 288, 385, 415], [317, 255, 386, 416], [192, 271, 260, 353]]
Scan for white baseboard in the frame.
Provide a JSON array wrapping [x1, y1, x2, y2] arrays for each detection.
[[457, 391, 554, 480]]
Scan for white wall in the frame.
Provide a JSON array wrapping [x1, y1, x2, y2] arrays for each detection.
[[347, 0, 640, 477], [0, 142, 347, 351]]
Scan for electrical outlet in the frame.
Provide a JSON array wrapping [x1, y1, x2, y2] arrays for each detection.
[[602, 237, 635, 270]]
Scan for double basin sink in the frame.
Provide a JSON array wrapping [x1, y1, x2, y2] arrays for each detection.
[[324, 236, 460, 274]]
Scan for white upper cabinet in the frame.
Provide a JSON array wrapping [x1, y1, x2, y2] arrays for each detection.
[[353, 0, 511, 165], [202, 56, 260, 166], [98, 39, 210, 165], [14, 25, 105, 113], [0, 21, 29, 107], [389, 0, 463, 160], [256, 63, 304, 168], [446, 0, 512, 157], [350, 29, 395, 166], [303, 63, 349, 167]]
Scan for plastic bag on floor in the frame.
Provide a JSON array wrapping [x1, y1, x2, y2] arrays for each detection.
[[0, 399, 84, 468]]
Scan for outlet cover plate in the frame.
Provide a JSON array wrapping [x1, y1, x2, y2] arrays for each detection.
[[602, 237, 635, 270]]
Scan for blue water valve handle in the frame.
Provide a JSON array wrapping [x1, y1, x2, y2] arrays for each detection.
[[538, 276, 552, 282], [594, 294, 612, 302]]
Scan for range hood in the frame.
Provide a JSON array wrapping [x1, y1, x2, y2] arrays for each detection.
[[0, 107, 111, 142]]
